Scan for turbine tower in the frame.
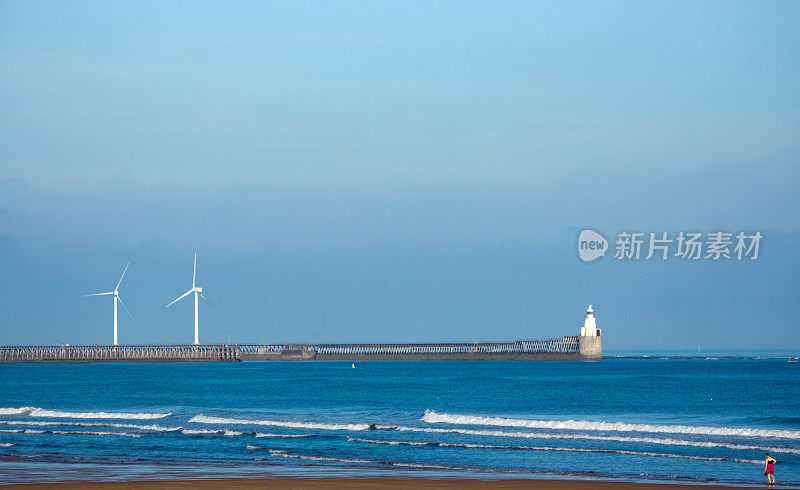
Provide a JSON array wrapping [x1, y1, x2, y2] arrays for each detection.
[[84, 262, 132, 346], [166, 254, 211, 345]]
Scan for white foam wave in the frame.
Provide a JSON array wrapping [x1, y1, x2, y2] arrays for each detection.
[[349, 437, 763, 465], [267, 449, 372, 464], [0, 407, 34, 415], [182, 428, 224, 435], [422, 410, 800, 440], [348, 437, 431, 446], [382, 425, 800, 455], [189, 414, 371, 431], [255, 432, 315, 438], [180, 428, 246, 436], [0, 420, 181, 432], [1, 427, 139, 437], [246, 445, 263, 451], [49, 430, 142, 438], [392, 462, 452, 470], [0, 443, 13, 447], [28, 408, 171, 420]]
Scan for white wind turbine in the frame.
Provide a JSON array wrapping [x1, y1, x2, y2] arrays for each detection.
[[165, 254, 211, 345], [83, 262, 132, 346]]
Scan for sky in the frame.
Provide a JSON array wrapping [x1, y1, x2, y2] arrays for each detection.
[[1, 1, 798, 350]]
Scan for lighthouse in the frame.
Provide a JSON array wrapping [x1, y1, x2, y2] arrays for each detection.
[[579, 304, 602, 359], [581, 305, 600, 337]]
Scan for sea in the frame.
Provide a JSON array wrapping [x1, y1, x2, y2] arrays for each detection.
[[1, 355, 799, 487]]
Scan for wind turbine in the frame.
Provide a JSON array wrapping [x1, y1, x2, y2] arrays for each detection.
[[165, 254, 211, 345], [83, 262, 132, 346]]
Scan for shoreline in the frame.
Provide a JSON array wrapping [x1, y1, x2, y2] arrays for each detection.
[[0, 478, 764, 489]]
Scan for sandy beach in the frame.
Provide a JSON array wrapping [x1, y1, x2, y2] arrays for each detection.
[[0, 479, 757, 489]]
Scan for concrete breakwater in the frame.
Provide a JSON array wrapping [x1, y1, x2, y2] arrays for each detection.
[[0, 336, 600, 363]]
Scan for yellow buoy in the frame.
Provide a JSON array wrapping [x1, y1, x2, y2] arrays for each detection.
[[352, 363, 355, 368]]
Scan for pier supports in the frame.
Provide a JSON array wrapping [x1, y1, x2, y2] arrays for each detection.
[[0, 345, 240, 363]]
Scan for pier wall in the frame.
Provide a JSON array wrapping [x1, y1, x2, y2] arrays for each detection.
[[0, 345, 239, 363], [0, 336, 598, 363], [315, 352, 580, 361], [579, 335, 602, 360]]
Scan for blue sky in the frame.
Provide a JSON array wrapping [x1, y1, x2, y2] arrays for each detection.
[[1, 1, 798, 349]]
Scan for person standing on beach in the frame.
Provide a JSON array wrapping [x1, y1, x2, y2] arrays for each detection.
[[764, 452, 777, 485]]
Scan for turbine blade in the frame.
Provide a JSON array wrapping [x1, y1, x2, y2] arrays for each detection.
[[193, 254, 197, 287], [199, 293, 215, 307], [165, 289, 193, 308], [83, 291, 114, 297], [117, 296, 134, 319], [115, 262, 130, 291]]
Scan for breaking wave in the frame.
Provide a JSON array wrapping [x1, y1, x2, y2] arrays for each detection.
[[266, 448, 373, 464], [0, 443, 13, 447], [348, 437, 763, 465], [422, 410, 800, 440], [28, 408, 171, 420], [188, 414, 372, 431], [51, 430, 142, 437], [181, 428, 244, 436], [0, 408, 34, 415], [0, 407, 171, 420], [381, 424, 800, 455], [349, 437, 433, 446], [0, 420, 181, 432], [255, 432, 316, 438], [0, 428, 140, 437]]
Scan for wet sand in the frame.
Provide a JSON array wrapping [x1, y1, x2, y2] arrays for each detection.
[[0, 479, 756, 489]]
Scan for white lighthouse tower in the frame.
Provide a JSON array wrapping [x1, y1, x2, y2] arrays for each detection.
[[580, 305, 601, 337], [578, 304, 602, 359]]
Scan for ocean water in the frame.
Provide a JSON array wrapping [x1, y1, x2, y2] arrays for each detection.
[[0, 359, 798, 487]]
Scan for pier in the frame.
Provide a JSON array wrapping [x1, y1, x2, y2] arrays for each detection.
[[0, 307, 602, 363], [0, 336, 593, 363], [0, 344, 239, 363]]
